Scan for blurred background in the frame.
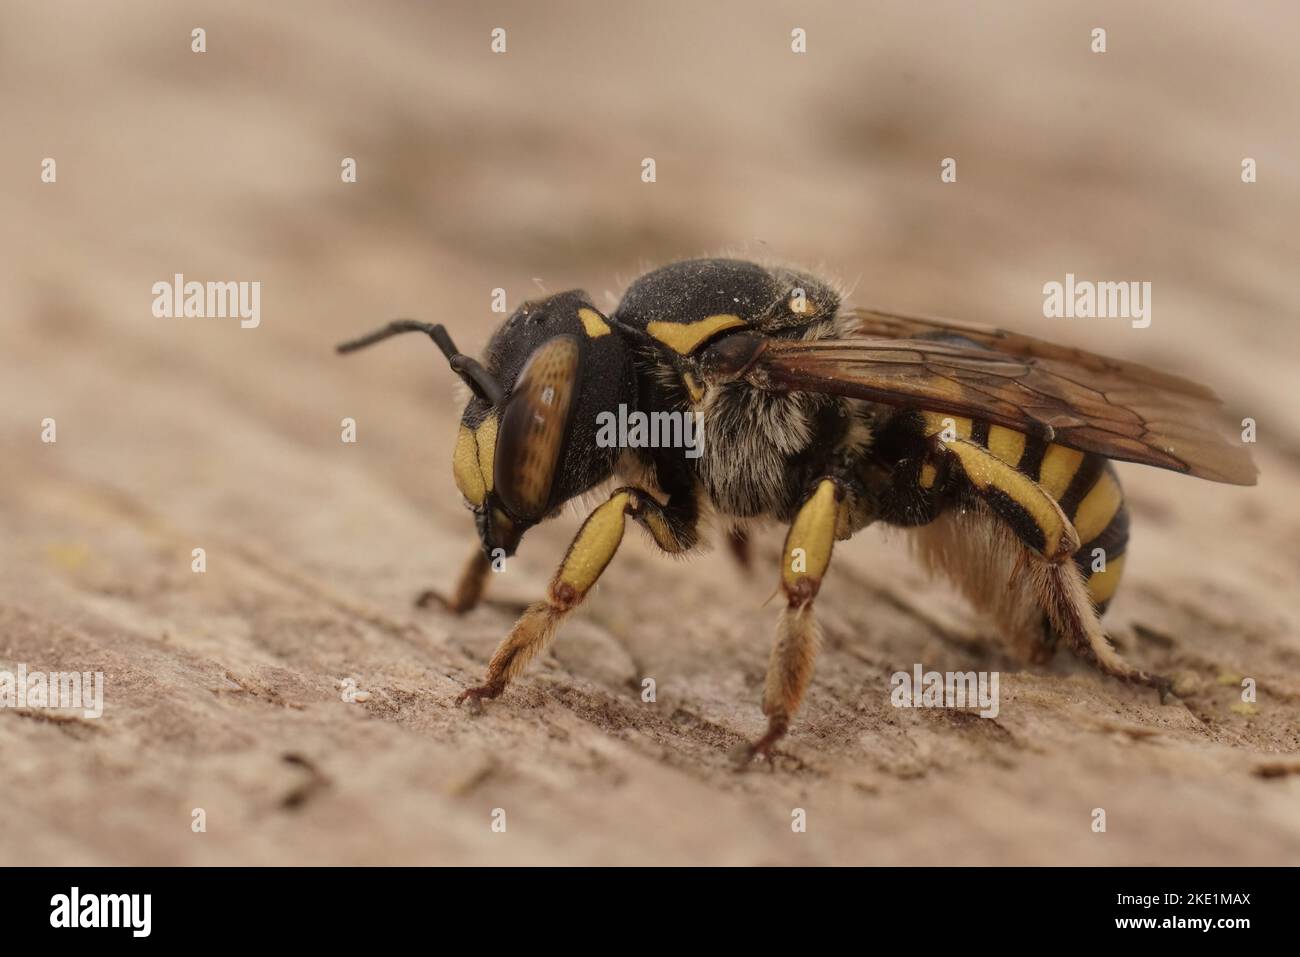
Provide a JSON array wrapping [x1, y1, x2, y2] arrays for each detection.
[[1, 1, 1297, 865]]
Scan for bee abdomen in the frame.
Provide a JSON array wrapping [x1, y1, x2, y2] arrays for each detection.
[[1016, 432, 1130, 612], [922, 411, 1130, 612], [1062, 461, 1129, 613]]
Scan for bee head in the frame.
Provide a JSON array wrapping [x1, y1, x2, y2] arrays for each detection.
[[338, 291, 634, 560]]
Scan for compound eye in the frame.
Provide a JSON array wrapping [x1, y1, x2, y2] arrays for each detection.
[[493, 335, 580, 520]]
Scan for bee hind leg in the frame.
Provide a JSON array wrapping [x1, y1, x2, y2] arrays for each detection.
[[925, 439, 1170, 701], [1030, 556, 1174, 702], [1030, 614, 1060, 664]]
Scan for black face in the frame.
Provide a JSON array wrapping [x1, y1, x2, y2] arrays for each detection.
[[452, 291, 636, 558]]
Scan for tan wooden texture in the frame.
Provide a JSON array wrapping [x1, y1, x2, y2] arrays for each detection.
[[1, 1, 1297, 864]]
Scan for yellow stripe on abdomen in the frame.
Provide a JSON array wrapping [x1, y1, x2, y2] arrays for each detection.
[[1070, 463, 1129, 613], [1086, 552, 1126, 607], [1073, 469, 1123, 544], [986, 425, 1026, 464], [920, 411, 973, 441], [1037, 443, 1085, 499]]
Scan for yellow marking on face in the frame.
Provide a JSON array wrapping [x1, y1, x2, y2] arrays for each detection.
[[782, 479, 838, 591], [919, 462, 938, 489], [1087, 552, 1127, 605], [476, 414, 497, 493], [646, 314, 747, 355], [681, 371, 706, 404], [948, 440, 1078, 560], [453, 415, 500, 505], [453, 425, 486, 505], [987, 425, 1027, 465], [557, 491, 630, 595], [1038, 443, 1085, 499], [920, 411, 972, 442], [1073, 470, 1123, 544], [577, 307, 611, 338]]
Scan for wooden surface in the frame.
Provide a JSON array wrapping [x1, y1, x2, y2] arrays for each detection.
[[2, 0, 1297, 865]]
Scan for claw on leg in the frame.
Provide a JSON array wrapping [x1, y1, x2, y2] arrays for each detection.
[[741, 603, 822, 765], [731, 716, 790, 769], [453, 602, 561, 710], [455, 683, 501, 714]]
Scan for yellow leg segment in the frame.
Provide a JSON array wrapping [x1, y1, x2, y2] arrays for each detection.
[[456, 488, 693, 709], [735, 478, 842, 766]]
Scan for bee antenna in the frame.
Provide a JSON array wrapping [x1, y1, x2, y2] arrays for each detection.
[[609, 316, 653, 346], [336, 319, 505, 406]]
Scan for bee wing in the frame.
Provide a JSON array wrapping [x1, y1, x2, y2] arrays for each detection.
[[709, 310, 1256, 485], [846, 308, 1219, 398]]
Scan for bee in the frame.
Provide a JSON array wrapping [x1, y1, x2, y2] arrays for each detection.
[[338, 258, 1256, 765]]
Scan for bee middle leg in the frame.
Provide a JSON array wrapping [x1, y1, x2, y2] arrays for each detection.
[[455, 487, 697, 710], [726, 526, 753, 573], [733, 477, 851, 768]]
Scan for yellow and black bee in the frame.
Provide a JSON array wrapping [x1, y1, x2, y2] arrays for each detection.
[[338, 258, 1256, 764]]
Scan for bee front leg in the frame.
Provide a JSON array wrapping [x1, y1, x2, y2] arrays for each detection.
[[416, 546, 529, 616], [455, 487, 696, 711], [416, 547, 491, 614], [733, 478, 845, 768]]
